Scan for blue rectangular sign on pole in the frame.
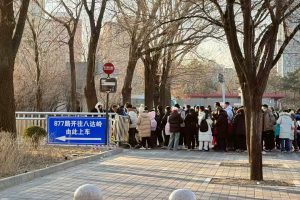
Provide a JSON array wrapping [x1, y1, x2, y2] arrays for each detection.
[[47, 117, 107, 145]]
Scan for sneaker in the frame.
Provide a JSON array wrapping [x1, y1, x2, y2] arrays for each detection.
[[139, 147, 146, 150], [147, 147, 152, 150], [262, 151, 267, 155]]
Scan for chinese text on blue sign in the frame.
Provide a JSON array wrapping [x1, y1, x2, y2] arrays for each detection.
[[48, 117, 107, 145]]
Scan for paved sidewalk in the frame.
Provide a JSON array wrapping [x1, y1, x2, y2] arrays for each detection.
[[0, 150, 299, 200]]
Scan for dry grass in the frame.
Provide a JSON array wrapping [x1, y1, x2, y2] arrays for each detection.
[[0, 132, 102, 178], [0, 132, 24, 178]]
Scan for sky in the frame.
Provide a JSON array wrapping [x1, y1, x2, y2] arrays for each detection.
[[197, 39, 234, 68]]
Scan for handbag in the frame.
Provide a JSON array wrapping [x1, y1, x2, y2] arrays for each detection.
[[165, 116, 171, 135]]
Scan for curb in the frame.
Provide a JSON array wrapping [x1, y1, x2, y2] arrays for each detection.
[[0, 148, 123, 191]]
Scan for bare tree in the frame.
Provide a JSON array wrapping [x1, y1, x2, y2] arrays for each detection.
[[15, 4, 70, 112], [192, 0, 300, 180], [116, 0, 162, 104], [83, 0, 108, 111], [116, 0, 220, 107], [0, 0, 30, 135], [35, 0, 83, 112], [26, 16, 46, 111]]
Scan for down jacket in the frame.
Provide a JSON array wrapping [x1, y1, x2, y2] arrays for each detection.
[[137, 112, 151, 138], [262, 109, 276, 132], [128, 111, 138, 128], [277, 112, 294, 139], [169, 111, 183, 133]]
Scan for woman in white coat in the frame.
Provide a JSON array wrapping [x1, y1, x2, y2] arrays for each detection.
[[198, 107, 213, 151], [277, 110, 295, 152]]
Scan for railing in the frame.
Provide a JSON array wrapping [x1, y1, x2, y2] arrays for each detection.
[[15, 112, 116, 137]]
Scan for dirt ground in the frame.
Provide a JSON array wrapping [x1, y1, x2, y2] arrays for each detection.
[[1, 145, 105, 179]]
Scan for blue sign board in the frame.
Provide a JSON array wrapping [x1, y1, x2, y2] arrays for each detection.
[[47, 117, 107, 145]]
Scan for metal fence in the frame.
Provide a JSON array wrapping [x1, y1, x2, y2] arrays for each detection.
[[15, 112, 115, 137]]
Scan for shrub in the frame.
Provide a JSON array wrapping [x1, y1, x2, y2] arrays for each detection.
[[23, 126, 47, 149]]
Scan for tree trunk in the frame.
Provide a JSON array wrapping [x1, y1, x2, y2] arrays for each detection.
[[243, 87, 264, 181], [159, 81, 166, 108], [159, 79, 170, 108], [165, 82, 171, 106], [68, 37, 77, 112], [0, 5, 16, 135], [243, 90, 251, 160], [0, 0, 29, 136], [84, 37, 98, 111], [32, 27, 42, 111], [153, 74, 160, 109], [122, 57, 138, 104], [0, 42, 16, 135], [144, 62, 154, 109], [0, 59, 16, 135], [159, 81, 171, 108]]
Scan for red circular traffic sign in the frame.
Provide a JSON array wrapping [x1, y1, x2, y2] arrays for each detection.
[[103, 63, 115, 75]]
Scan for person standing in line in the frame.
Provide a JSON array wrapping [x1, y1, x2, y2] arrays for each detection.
[[224, 102, 234, 121], [289, 110, 299, 151], [174, 104, 187, 149], [184, 108, 198, 150], [232, 108, 246, 152], [296, 109, 300, 150], [137, 107, 152, 149], [155, 105, 165, 147], [277, 110, 295, 152], [149, 110, 158, 148], [215, 109, 228, 152], [127, 104, 138, 147], [198, 109, 213, 151], [224, 102, 234, 151], [262, 104, 276, 152], [161, 106, 172, 147], [168, 107, 183, 151]]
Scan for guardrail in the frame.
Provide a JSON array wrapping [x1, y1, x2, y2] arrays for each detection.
[[15, 112, 116, 138]]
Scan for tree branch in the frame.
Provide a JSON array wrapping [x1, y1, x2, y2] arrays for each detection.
[[272, 23, 300, 67], [12, 0, 30, 57]]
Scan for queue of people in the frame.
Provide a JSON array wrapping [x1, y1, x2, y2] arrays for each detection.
[[93, 102, 300, 153]]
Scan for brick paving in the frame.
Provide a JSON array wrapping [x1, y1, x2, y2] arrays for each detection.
[[0, 150, 299, 200]]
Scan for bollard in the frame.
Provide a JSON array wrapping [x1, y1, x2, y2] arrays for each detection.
[[169, 189, 196, 200], [73, 184, 103, 200]]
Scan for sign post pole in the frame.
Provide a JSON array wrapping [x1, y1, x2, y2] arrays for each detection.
[[105, 91, 109, 146], [101, 62, 115, 147]]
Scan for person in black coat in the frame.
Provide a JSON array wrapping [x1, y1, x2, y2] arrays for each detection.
[[216, 109, 228, 151], [161, 106, 172, 146], [155, 105, 165, 147], [233, 108, 246, 151], [168, 108, 183, 151], [184, 108, 198, 150]]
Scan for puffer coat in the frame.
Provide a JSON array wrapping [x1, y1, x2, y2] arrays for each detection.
[[137, 112, 151, 138]]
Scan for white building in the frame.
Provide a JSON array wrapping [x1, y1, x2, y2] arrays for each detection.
[[277, 22, 300, 77]]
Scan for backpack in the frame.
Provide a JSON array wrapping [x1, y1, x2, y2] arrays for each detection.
[[199, 119, 209, 132], [151, 119, 157, 131], [165, 116, 171, 135]]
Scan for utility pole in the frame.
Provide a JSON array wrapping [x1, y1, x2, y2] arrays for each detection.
[[218, 73, 225, 103]]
